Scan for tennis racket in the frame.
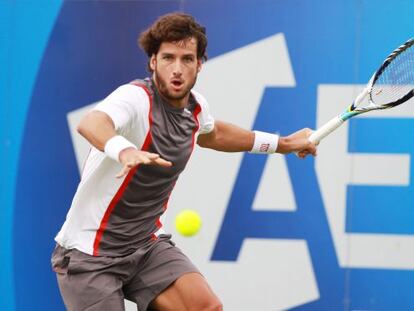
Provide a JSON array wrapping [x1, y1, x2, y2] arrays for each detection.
[[309, 37, 414, 144]]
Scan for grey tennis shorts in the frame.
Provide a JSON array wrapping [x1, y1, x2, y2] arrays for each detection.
[[51, 234, 200, 311]]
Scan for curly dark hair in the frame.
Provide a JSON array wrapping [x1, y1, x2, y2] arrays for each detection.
[[138, 13, 208, 71]]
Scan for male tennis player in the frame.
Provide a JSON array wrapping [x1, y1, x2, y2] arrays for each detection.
[[52, 12, 317, 311]]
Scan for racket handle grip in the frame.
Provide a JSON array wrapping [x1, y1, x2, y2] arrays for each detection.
[[309, 116, 344, 144]]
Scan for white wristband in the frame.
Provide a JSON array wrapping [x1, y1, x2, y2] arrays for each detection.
[[104, 135, 137, 162], [250, 131, 279, 154]]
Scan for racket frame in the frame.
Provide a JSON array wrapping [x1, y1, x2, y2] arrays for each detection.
[[309, 38, 414, 144]]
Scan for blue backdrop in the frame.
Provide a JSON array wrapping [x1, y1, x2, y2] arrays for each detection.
[[1, 1, 414, 310]]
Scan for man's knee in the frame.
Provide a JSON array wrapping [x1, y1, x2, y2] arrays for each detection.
[[209, 300, 223, 311], [199, 297, 223, 311]]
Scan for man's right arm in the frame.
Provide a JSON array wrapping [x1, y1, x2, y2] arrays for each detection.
[[77, 110, 117, 152], [77, 98, 171, 178]]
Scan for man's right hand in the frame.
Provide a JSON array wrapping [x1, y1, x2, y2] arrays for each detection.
[[276, 128, 318, 158], [116, 147, 172, 178]]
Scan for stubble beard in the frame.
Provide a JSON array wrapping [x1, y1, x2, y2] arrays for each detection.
[[153, 69, 197, 103]]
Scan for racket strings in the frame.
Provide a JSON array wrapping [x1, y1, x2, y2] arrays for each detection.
[[371, 44, 414, 107]]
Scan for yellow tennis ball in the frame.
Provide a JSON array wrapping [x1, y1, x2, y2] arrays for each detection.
[[175, 209, 202, 237]]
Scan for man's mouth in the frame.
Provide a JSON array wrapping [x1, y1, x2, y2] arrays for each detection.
[[171, 79, 183, 89]]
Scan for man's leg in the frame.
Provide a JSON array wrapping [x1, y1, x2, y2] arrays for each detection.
[[52, 245, 125, 311], [123, 235, 222, 311], [149, 272, 222, 311], [57, 271, 125, 311]]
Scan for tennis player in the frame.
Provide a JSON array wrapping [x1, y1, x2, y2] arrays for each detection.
[[52, 12, 317, 311]]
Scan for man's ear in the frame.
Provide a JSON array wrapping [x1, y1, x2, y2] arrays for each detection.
[[150, 54, 156, 71], [197, 59, 202, 73]]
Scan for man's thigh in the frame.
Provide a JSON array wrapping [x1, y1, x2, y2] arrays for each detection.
[[149, 272, 222, 311], [57, 270, 125, 311], [123, 236, 200, 310], [52, 245, 125, 311]]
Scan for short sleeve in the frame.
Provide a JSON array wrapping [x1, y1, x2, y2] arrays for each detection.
[[93, 84, 149, 132], [191, 90, 215, 134]]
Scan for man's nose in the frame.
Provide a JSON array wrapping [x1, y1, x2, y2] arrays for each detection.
[[172, 60, 183, 75]]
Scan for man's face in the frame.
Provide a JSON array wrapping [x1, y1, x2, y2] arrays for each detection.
[[150, 37, 202, 107]]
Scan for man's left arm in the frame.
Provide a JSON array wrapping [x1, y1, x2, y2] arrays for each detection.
[[197, 120, 317, 157]]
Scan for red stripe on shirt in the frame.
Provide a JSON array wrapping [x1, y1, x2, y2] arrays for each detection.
[[191, 104, 202, 151], [92, 83, 153, 256], [151, 180, 177, 240]]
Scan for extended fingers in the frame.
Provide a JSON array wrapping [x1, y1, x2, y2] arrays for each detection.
[[140, 155, 159, 164], [116, 152, 172, 178], [153, 158, 173, 167], [141, 152, 172, 166], [116, 164, 133, 178]]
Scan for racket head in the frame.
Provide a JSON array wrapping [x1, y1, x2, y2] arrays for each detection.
[[369, 38, 414, 108], [312, 38, 414, 145], [347, 38, 414, 116]]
